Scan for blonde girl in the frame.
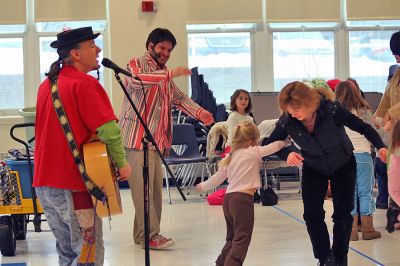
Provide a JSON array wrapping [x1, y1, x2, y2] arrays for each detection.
[[197, 121, 288, 266]]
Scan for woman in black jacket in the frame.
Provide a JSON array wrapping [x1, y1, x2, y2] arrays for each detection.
[[263, 81, 387, 266]]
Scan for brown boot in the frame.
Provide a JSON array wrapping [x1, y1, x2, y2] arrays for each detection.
[[351, 215, 359, 241], [357, 215, 362, 232], [361, 215, 381, 240]]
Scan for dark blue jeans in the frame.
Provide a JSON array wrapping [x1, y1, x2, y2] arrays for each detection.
[[375, 157, 388, 207]]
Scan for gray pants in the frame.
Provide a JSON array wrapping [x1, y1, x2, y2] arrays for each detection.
[[125, 148, 163, 245], [35, 186, 104, 266]]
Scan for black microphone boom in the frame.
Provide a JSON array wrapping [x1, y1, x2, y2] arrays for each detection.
[[102, 58, 140, 80]]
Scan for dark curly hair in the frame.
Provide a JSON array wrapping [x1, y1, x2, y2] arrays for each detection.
[[146, 28, 177, 50], [230, 89, 252, 113]]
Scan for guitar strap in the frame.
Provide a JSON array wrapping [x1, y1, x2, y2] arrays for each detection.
[[50, 80, 103, 265], [50, 81, 105, 201]]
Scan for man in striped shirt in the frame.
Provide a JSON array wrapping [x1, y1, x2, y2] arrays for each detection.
[[119, 28, 214, 250]]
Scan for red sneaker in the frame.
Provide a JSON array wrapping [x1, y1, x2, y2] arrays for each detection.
[[141, 234, 174, 250]]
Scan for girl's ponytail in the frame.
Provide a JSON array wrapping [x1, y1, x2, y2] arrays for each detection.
[[218, 121, 259, 168]]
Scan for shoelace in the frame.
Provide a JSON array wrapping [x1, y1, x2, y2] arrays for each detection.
[[152, 234, 168, 243]]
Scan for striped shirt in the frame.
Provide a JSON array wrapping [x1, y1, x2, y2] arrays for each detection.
[[119, 51, 204, 151]]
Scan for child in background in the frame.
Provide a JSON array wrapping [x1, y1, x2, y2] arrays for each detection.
[[335, 81, 381, 241], [226, 89, 255, 149], [347, 77, 366, 99], [196, 121, 288, 266], [387, 119, 400, 231]]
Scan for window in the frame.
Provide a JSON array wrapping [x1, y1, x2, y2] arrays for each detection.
[[349, 30, 395, 92], [39, 35, 105, 84], [347, 20, 400, 92], [347, 21, 400, 92], [272, 30, 335, 90], [187, 24, 253, 104], [38, 21, 106, 85], [0, 11, 107, 112], [0, 38, 24, 109]]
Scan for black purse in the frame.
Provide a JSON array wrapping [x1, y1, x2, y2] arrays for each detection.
[[260, 185, 278, 206]]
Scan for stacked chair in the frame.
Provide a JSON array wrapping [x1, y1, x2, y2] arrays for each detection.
[[190, 67, 228, 123], [165, 67, 229, 200]]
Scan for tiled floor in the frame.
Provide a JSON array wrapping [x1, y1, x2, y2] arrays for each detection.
[[1, 183, 399, 266]]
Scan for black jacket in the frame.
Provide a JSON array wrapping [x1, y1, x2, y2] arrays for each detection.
[[263, 99, 385, 176]]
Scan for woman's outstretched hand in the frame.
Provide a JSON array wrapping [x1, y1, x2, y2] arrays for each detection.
[[287, 152, 304, 166]]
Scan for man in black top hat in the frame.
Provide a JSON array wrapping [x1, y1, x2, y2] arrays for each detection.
[[33, 27, 131, 265]]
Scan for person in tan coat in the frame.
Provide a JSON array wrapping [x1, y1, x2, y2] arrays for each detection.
[[375, 31, 400, 125], [373, 34, 400, 211]]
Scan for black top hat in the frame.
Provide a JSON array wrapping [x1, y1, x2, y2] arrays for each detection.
[[50, 27, 100, 49], [390, 31, 400, 56]]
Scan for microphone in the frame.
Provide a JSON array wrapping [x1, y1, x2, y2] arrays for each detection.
[[102, 58, 140, 80]]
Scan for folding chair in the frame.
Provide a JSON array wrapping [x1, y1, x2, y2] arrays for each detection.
[[163, 123, 211, 204], [261, 155, 301, 191]]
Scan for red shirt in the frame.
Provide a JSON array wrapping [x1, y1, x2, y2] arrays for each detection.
[[33, 65, 117, 190]]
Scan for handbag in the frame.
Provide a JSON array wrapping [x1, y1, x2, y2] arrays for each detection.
[[260, 185, 278, 206]]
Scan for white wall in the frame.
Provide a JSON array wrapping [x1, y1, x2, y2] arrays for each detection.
[[108, 0, 189, 113], [0, 117, 26, 155], [0, 0, 190, 153]]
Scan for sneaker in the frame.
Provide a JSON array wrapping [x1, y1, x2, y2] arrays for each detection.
[[141, 234, 174, 250]]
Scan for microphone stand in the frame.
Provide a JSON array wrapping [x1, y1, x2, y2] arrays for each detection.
[[112, 72, 187, 266]]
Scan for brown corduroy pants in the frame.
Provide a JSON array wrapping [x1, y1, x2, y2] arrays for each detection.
[[216, 192, 254, 266]]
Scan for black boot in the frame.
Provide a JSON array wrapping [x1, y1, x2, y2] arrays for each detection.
[[386, 206, 400, 233], [335, 256, 348, 266], [317, 254, 336, 266]]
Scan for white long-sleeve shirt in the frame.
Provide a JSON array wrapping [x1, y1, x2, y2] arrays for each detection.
[[199, 141, 287, 193], [345, 108, 375, 153]]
